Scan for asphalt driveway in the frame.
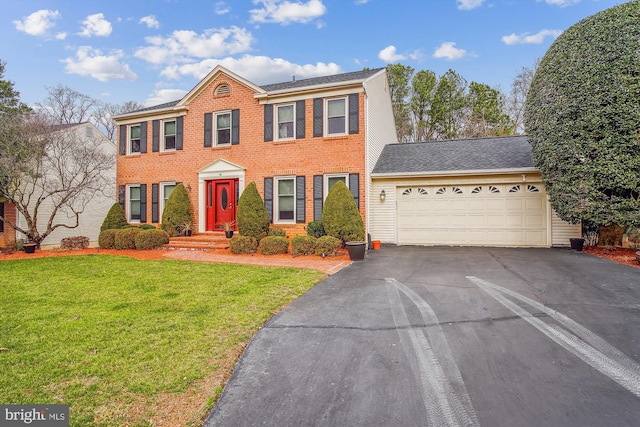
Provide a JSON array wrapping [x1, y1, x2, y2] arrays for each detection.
[[203, 246, 640, 427]]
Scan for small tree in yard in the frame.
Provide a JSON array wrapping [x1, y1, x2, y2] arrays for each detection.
[[524, 1, 640, 235], [236, 182, 270, 242], [161, 184, 192, 237], [322, 181, 365, 244], [101, 203, 127, 231]]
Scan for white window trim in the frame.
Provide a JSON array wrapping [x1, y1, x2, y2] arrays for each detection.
[[161, 119, 176, 152], [128, 124, 141, 155], [274, 176, 296, 224], [160, 182, 177, 217], [126, 184, 141, 223], [214, 110, 232, 147], [325, 97, 348, 137], [275, 103, 295, 141], [323, 173, 349, 199]]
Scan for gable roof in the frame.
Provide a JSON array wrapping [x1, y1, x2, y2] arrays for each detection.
[[372, 135, 535, 177]]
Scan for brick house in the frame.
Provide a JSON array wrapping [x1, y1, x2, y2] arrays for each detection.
[[113, 66, 396, 235]]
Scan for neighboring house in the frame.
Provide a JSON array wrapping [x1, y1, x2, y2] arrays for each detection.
[[369, 135, 581, 247], [0, 122, 116, 248], [112, 66, 396, 235]]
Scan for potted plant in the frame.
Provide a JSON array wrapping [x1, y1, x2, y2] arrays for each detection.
[[322, 181, 367, 261], [23, 239, 37, 254], [569, 237, 585, 251], [182, 222, 193, 237], [223, 221, 235, 239]]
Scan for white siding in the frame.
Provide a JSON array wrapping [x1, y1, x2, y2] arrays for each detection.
[[370, 181, 397, 243], [551, 210, 582, 246]]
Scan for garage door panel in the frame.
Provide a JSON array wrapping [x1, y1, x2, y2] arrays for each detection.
[[396, 184, 547, 247]]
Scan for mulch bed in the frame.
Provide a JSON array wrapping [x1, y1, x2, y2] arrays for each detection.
[[582, 246, 640, 268]]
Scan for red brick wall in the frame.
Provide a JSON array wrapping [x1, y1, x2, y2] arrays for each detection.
[[116, 74, 367, 235], [0, 202, 17, 247]]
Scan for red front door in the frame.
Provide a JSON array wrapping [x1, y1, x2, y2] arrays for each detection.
[[205, 179, 237, 231]]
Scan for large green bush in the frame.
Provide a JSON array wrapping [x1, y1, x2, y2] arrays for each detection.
[[135, 229, 170, 250], [98, 229, 117, 249], [229, 236, 258, 254], [524, 1, 640, 228], [258, 236, 289, 255], [315, 236, 342, 256], [161, 184, 193, 237], [291, 235, 316, 256], [114, 228, 141, 250], [305, 221, 326, 238], [101, 203, 127, 231], [236, 182, 270, 242], [322, 181, 365, 243]]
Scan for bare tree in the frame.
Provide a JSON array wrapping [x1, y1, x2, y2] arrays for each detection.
[[507, 61, 538, 134], [0, 112, 114, 246], [36, 84, 98, 125], [94, 101, 145, 141]]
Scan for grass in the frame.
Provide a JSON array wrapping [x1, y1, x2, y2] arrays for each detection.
[[0, 255, 325, 426]]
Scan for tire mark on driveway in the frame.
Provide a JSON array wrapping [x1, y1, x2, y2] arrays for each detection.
[[467, 276, 640, 399]]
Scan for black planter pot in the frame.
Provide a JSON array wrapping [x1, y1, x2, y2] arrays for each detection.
[[225, 230, 234, 239], [345, 241, 366, 261], [184, 229, 192, 237], [570, 238, 585, 251], [23, 243, 37, 254]]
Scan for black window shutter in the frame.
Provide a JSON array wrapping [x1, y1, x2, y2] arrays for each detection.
[[296, 176, 305, 223], [140, 121, 148, 153], [151, 184, 159, 223], [264, 178, 273, 223], [0, 202, 4, 232], [264, 104, 273, 142], [349, 93, 359, 134], [140, 184, 147, 223], [313, 98, 323, 137], [296, 100, 305, 139], [204, 113, 212, 147], [118, 185, 125, 210], [176, 116, 184, 150], [313, 175, 323, 221], [349, 173, 360, 209], [231, 109, 240, 145], [119, 125, 126, 155], [152, 120, 159, 152]]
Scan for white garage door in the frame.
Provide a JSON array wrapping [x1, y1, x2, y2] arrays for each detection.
[[396, 183, 547, 247]]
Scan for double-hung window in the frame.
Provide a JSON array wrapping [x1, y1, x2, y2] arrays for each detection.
[[160, 182, 176, 216], [215, 112, 231, 146], [326, 98, 347, 136], [163, 120, 176, 151], [128, 185, 141, 222], [129, 125, 141, 153], [324, 173, 348, 199], [276, 177, 295, 223], [276, 104, 294, 140]]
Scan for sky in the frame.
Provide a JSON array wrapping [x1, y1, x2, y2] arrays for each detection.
[[0, 0, 627, 109]]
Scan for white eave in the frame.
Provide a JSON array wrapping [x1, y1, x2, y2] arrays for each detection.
[[371, 167, 540, 179]]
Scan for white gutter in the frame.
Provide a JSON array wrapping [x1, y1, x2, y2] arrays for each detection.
[[371, 167, 539, 179]]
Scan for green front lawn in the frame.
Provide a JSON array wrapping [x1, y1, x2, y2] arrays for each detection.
[[0, 255, 325, 426]]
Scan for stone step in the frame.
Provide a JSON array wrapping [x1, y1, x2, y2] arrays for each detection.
[[163, 232, 232, 251]]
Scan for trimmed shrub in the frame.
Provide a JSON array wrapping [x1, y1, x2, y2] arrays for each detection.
[[268, 226, 286, 237], [60, 236, 89, 250], [101, 203, 127, 231], [114, 228, 141, 250], [315, 236, 342, 256], [229, 236, 258, 254], [98, 229, 117, 249], [291, 235, 316, 256], [161, 184, 193, 237], [305, 220, 326, 238], [237, 182, 270, 242], [322, 181, 365, 244], [138, 224, 157, 230], [135, 229, 170, 250], [259, 236, 289, 255]]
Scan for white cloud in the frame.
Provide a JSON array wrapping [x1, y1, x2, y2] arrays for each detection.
[[457, 0, 484, 10], [144, 88, 188, 107], [502, 29, 562, 45], [215, 1, 231, 14], [13, 9, 60, 36], [355, 0, 371, 4], [433, 42, 467, 60], [55, 32, 67, 40], [378, 45, 406, 63], [139, 15, 159, 29], [159, 55, 341, 86], [538, 0, 580, 6], [78, 13, 112, 37], [134, 27, 254, 65], [63, 46, 137, 82], [250, 0, 327, 25]]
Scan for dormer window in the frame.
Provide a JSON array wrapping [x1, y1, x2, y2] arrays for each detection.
[[215, 84, 230, 95]]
